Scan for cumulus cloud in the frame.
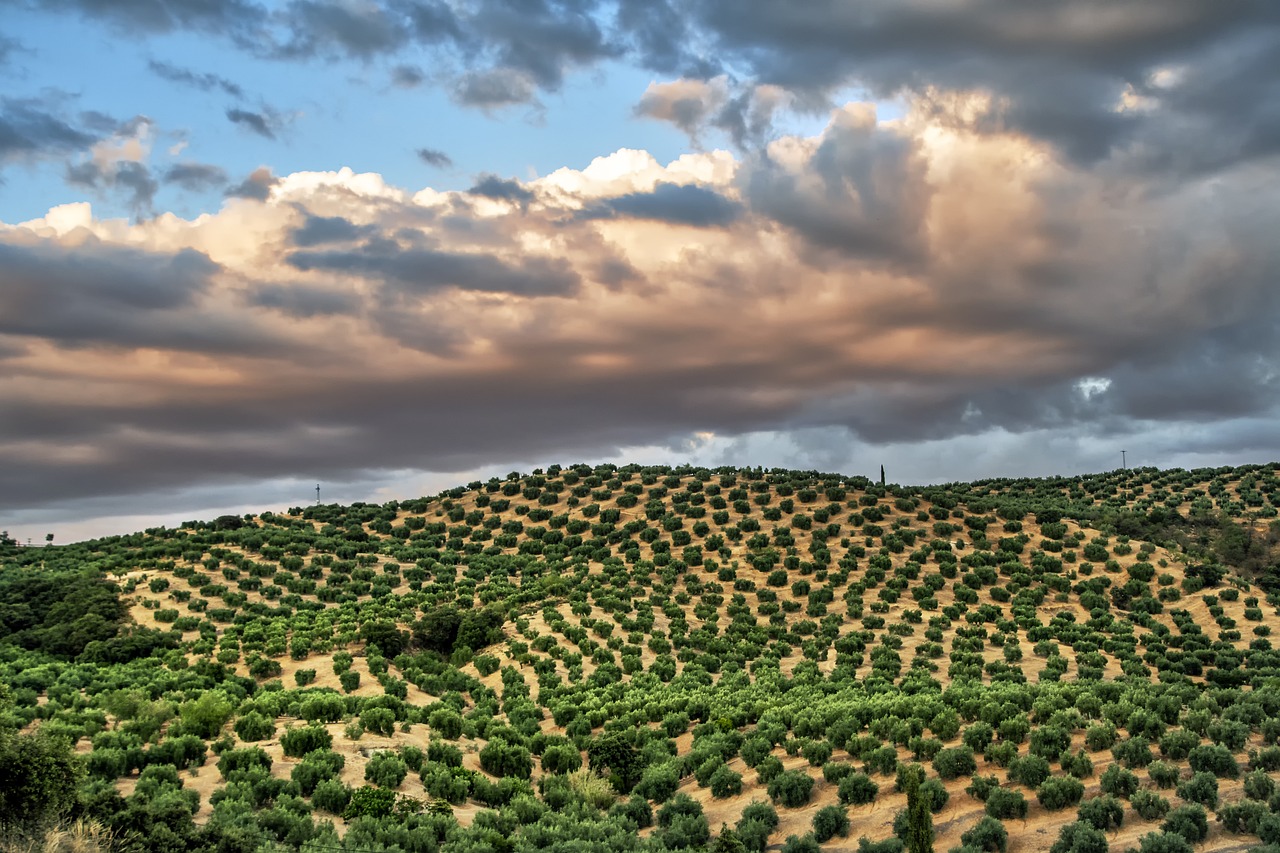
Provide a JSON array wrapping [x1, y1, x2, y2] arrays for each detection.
[[226, 166, 280, 200], [2, 95, 1278, 519]]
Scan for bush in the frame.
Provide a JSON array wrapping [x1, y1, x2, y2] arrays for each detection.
[[312, 779, 352, 814], [281, 725, 332, 758], [635, 762, 681, 803], [1050, 821, 1108, 853], [1131, 789, 1169, 820], [233, 711, 275, 742], [839, 773, 879, 805], [294, 668, 317, 686], [1099, 764, 1139, 798], [740, 800, 779, 831], [1037, 776, 1085, 811], [812, 804, 850, 842], [1246, 768, 1277, 800], [780, 834, 821, 853], [755, 755, 784, 784], [1076, 795, 1123, 831], [1134, 832, 1193, 853], [291, 750, 344, 796], [541, 744, 582, 775], [479, 739, 533, 779], [339, 670, 360, 692], [965, 775, 1000, 802], [609, 794, 653, 829], [802, 740, 834, 767], [710, 764, 743, 798], [934, 746, 977, 780], [961, 816, 1008, 853], [657, 795, 710, 850], [1147, 760, 1180, 788], [365, 752, 408, 789], [1188, 743, 1238, 778], [768, 770, 814, 808], [1175, 771, 1218, 808], [984, 788, 1027, 820], [1008, 754, 1051, 788], [1162, 804, 1208, 843], [342, 785, 397, 820], [1219, 800, 1270, 835], [1083, 724, 1116, 751]]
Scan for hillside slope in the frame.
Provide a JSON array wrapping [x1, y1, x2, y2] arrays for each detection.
[[3, 463, 1280, 853]]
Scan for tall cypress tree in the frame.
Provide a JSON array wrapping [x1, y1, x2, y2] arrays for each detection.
[[902, 764, 934, 853]]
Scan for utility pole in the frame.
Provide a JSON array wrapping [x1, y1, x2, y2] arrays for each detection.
[[1121, 450, 1127, 471], [316, 483, 321, 504]]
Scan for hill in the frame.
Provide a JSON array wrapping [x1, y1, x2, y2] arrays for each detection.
[[3, 463, 1280, 853]]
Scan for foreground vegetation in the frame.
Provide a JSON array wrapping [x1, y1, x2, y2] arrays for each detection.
[[2, 463, 1280, 853]]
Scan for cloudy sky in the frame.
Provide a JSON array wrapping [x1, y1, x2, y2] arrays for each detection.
[[3, 1, 1280, 542]]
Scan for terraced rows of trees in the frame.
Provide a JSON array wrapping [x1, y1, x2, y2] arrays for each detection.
[[2, 463, 1280, 853]]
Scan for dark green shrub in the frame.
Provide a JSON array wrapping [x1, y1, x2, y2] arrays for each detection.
[[1188, 743, 1238, 778], [233, 712, 275, 742], [1037, 776, 1084, 810], [933, 746, 977, 780], [365, 751, 408, 788], [1131, 789, 1169, 820], [1162, 804, 1208, 843], [984, 788, 1027, 820], [1099, 764, 1138, 798], [812, 804, 850, 842], [1050, 821, 1108, 853], [961, 815, 1008, 853], [1076, 795, 1123, 831], [710, 765, 743, 798], [1147, 760, 1179, 788], [1175, 771, 1218, 808], [838, 773, 879, 806], [780, 833, 821, 853], [768, 770, 814, 808], [1008, 754, 1051, 788], [281, 725, 332, 758], [311, 779, 352, 814]]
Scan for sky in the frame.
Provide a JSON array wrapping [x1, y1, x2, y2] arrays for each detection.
[[3, 1, 1280, 543]]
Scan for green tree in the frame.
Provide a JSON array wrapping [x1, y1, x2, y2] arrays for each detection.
[[0, 729, 82, 834], [901, 764, 933, 853]]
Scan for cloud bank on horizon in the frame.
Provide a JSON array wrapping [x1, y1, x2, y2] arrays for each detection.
[[2, 0, 1280, 540]]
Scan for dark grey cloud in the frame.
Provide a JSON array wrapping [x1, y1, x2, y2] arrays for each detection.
[[0, 36, 20, 67], [225, 166, 279, 200], [248, 282, 361, 318], [390, 64, 426, 88], [30, 0, 269, 52], [148, 59, 245, 99], [740, 108, 929, 263], [287, 238, 580, 296], [164, 161, 228, 191], [66, 159, 159, 217], [275, 0, 410, 59], [0, 98, 97, 161], [19, 0, 1280, 170], [415, 147, 453, 168], [225, 107, 277, 139], [581, 182, 742, 227], [0, 238, 217, 344], [290, 212, 374, 247], [468, 173, 535, 204], [451, 68, 537, 108]]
